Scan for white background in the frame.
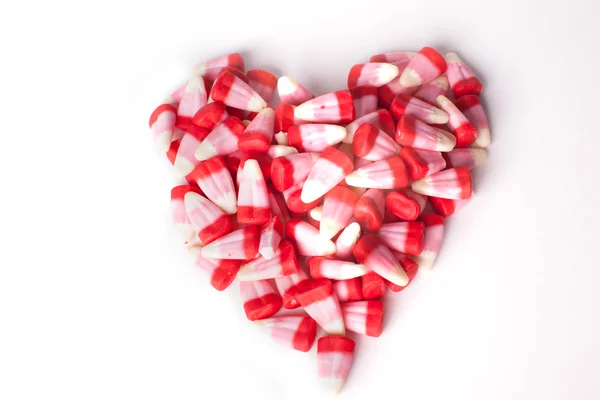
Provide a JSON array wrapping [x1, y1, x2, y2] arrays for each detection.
[[1, 0, 600, 399]]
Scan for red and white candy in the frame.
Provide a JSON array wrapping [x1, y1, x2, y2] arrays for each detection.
[[317, 336, 355, 393], [399, 46, 447, 88], [294, 90, 355, 124], [210, 71, 267, 112], [296, 278, 345, 335], [341, 300, 383, 337], [256, 315, 317, 352], [240, 279, 282, 321], [238, 239, 298, 281]]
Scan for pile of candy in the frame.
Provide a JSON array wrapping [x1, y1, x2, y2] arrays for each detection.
[[149, 46, 489, 394]]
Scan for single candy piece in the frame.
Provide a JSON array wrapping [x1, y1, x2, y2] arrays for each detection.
[[350, 86, 378, 118], [429, 196, 469, 217], [238, 240, 299, 280], [445, 52, 483, 98], [274, 131, 288, 145], [370, 51, 415, 68], [308, 257, 367, 280], [385, 189, 428, 221], [149, 100, 177, 153], [399, 147, 447, 180], [294, 90, 355, 124], [390, 94, 449, 125], [335, 222, 362, 260], [399, 46, 447, 88], [194, 116, 246, 161], [277, 76, 314, 106], [361, 271, 386, 299], [309, 206, 323, 222], [414, 75, 449, 105], [454, 95, 491, 148], [345, 156, 408, 189], [184, 191, 234, 245], [267, 145, 297, 158], [379, 221, 425, 255], [317, 336, 355, 394], [333, 278, 363, 302], [210, 71, 267, 112], [320, 186, 360, 240], [341, 300, 383, 337], [352, 123, 401, 161], [344, 109, 395, 144], [189, 246, 241, 291], [282, 179, 323, 214], [192, 53, 245, 82], [240, 280, 282, 321], [301, 146, 353, 204], [353, 234, 409, 287], [378, 78, 418, 109], [287, 124, 347, 152], [238, 108, 275, 154], [171, 185, 203, 244], [188, 156, 237, 215], [236, 154, 272, 187], [247, 69, 277, 102], [443, 148, 487, 169], [354, 189, 385, 232], [396, 115, 456, 152], [296, 279, 345, 335], [192, 102, 228, 131], [286, 219, 336, 256], [237, 159, 271, 225], [412, 167, 473, 200], [176, 75, 208, 130], [201, 226, 260, 260], [270, 152, 319, 192], [256, 315, 317, 352], [414, 214, 445, 269], [219, 66, 249, 83], [436, 95, 478, 147], [258, 216, 284, 260], [173, 125, 210, 177], [385, 251, 419, 291], [268, 185, 291, 223], [347, 63, 399, 89], [275, 268, 310, 309]]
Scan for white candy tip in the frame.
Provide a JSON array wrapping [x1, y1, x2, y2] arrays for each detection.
[[194, 142, 216, 161], [247, 95, 267, 112], [318, 239, 337, 256], [379, 63, 400, 83], [186, 75, 205, 91], [309, 206, 323, 221], [300, 180, 324, 204], [274, 131, 289, 145], [431, 108, 450, 124], [388, 266, 410, 286], [320, 378, 345, 395], [243, 159, 262, 178], [326, 125, 349, 144], [319, 219, 342, 240], [472, 128, 491, 148], [471, 148, 488, 167], [344, 170, 369, 188], [445, 52, 460, 62], [277, 76, 300, 95], [293, 103, 313, 121], [188, 245, 203, 257], [258, 248, 276, 260], [155, 132, 172, 154], [411, 179, 431, 196], [399, 68, 421, 88]]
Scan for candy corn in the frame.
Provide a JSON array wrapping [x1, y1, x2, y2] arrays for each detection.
[[247, 69, 277, 102], [361, 271, 387, 299], [238, 107, 275, 154], [414, 75, 449, 105], [317, 336, 355, 393], [194, 116, 246, 161], [370, 51, 415, 68], [335, 222, 362, 260], [238, 240, 299, 280], [445, 52, 483, 97], [320, 186, 359, 240], [353, 234, 409, 286], [385, 189, 428, 221], [454, 94, 491, 148], [308, 257, 367, 280], [385, 252, 418, 292], [350, 85, 378, 118], [184, 191, 234, 245], [443, 148, 487, 169], [352, 123, 401, 161], [345, 156, 408, 189], [188, 156, 238, 215], [379, 221, 425, 256], [275, 268, 309, 309], [240, 280, 282, 321], [390, 94, 449, 125], [412, 167, 473, 200], [176, 75, 208, 130], [270, 152, 319, 192], [294, 90, 355, 124], [344, 109, 395, 144], [173, 125, 210, 177], [354, 189, 385, 232], [398, 147, 447, 180], [287, 124, 347, 152], [428, 196, 469, 217], [201, 226, 260, 260], [256, 315, 317, 352], [399, 46, 447, 87], [396, 115, 456, 152], [192, 102, 228, 130], [210, 71, 267, 112], [171, 185, 203, 244], [341, 300, 383, 337], [286, 219, 336, 256], [296, 279, 345, 335], [192, 53, 244, 82], [436, 95, 478, 147], [333, 278, 363, 302], [413, 214, 445, 269], [301, 146, 353, 204], [149, 100, 177, 153], [347, 63, 399, 89], [258, 216, 284, 260], [189, 246, 240, 291], [277, 76, 314, 106], [237, 159, 271, 225]]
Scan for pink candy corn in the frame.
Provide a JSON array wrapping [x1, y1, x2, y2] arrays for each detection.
[[238, 240, 299, 280], [294, 90, 355, 124], [176, 75, 208, 131], [192, 53, 245, 82], [210, 71, 267, 112], [345, 156, 408, 189], [385, 252, 418, 292], [288, 124, 347, 152], [399, 147, 447, 180], [353, 234, 409, 287], [192, 102, 228, 131], [333, 278, 363, 302], [183, 191, 234, 245], [188, 246, 241, 291], [396, 115, 456, 152], [344, 109, 395, 144], [275, 268, 309, 309], [354, 189, 385, 232], [341, 300, 383, 337], [414, 214, 445, 269], [237, 159, 271, 225], [370, 51, 415, 68], [436, 95, 478, 147], [238, 107, 275, 154], [414, 75, 449, 105], [308, 257, 367, 280], [286, 219, 336, 256], [237, 154, 272, 186], [283, 180, 323, 214], [247, 69, 277, 102], [240, 280, 282, 321], [275, 103, 308, 136], [445, 52, 483, 98], [399, 46, 447, 88], [270, 152, 319, 192], [454, 94, 491, 148], [296, 279, 345, 335], [379, 221, 425, 256], [385, 189, 428, 221], [390, 94, 449, 125], [256, 315, 317, 352], [258, 216, 284, 260], [173, 125, 210, 177], [194, 116, 246, 161], [412, 167, 473, 200], [378, 78, 418, 109], [361, 271, 386, 299], [171, 185, 203, 244], [317, 336, 356, 393], [347, 63, 400, 89], [335, 222, 362, 260], [267, 145, 297, 158], [277, 76, 314, 106], [149, 100, 177, 153], [443, 148, 487, 169], [350, 86, 378, 118], [320, 186, 360, 240], [201, 226, 260, 260], [301, 146, 353, 204], [429, 196, 469, 217], [352, 123, 401, 161], [188, 156, 237, 215], [267, 185, 291, 224]]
